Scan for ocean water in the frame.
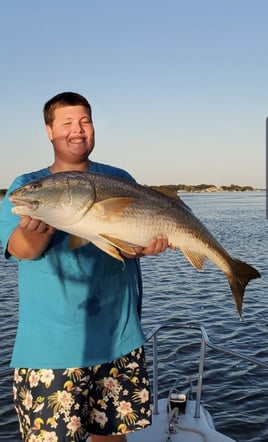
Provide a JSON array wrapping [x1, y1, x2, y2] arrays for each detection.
[[0, 191, 267, 441]]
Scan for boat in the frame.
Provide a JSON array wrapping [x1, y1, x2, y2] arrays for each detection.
[[1, 322, 267, 441], [128, 322, 268, 442]]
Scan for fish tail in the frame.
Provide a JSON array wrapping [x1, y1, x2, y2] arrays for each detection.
[[227, 259, 261, 318]]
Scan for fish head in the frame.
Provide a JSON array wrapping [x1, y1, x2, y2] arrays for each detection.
[[9, 171, 96, 227]]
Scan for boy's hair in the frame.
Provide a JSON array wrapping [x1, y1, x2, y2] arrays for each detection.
[[43, 92, 92, 126]]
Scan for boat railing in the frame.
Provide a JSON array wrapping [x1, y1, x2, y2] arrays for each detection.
[[145, 322, 268, 419]]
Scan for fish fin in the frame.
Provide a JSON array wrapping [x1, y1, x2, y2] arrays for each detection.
[[91, 238, 125, 262], [70, 235, 90, 250], [69, 233, 125, 262], [227, 259, 261, 318], [180, 248, 206, 270], [93, 197, 136, 219], [99, 234, 137, 256]]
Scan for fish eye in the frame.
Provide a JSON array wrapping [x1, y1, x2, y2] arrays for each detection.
[[30, 183, 42, 189]]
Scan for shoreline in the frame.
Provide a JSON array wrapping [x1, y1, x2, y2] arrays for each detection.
[[149, 184, 265, 199]]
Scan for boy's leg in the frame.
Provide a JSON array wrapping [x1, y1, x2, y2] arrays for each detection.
[[13, 367, 90, 441], [87, 347, 151, 438]]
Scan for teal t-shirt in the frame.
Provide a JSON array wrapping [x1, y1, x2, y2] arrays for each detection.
[[0, 162, 145, 368]]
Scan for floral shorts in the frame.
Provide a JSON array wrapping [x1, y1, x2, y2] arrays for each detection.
[[13, 347, 151, 441]]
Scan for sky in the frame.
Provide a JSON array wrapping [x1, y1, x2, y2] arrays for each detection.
[[0, 0, 267, 189]]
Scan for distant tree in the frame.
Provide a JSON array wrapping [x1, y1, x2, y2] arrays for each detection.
[[149, 183, 256, 195]]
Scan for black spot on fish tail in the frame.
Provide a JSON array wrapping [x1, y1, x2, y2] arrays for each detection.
[[227, 259, 261, 318]]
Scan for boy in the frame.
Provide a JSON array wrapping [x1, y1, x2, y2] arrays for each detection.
[[0, 92, 169, 441]]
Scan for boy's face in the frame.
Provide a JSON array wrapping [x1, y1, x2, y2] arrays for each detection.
[[46, 105, 95, 163]]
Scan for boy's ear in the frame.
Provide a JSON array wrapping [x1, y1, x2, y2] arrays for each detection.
[[45, 124, 53, 141]]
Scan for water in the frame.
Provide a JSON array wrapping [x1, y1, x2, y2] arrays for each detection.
[[0, 192, 267, 441]]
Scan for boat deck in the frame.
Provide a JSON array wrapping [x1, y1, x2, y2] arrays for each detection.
[[129, 398, 234, 442]]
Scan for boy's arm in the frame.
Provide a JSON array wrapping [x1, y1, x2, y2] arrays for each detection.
[[7, 216, 55, 259]]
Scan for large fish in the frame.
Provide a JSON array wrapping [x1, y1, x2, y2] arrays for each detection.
[[9, 171, 260, 317]]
